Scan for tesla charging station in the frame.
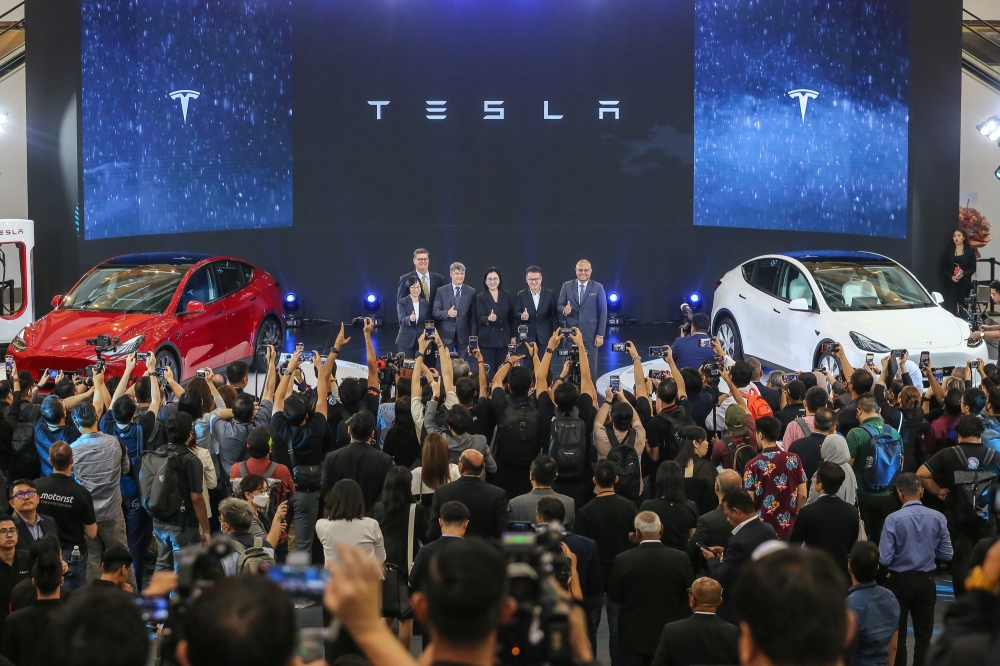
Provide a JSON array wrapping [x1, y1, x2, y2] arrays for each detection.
[[0, 220, 34, 345]]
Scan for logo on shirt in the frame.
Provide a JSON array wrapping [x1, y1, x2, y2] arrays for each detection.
[[39, 492, 75, 505], [968, 456, 981, 470]]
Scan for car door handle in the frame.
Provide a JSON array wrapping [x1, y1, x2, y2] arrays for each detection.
[[773, 308, 781, 314], [214, 311, 224, 316], [249, 296, 257, 302], [739, 294, 746, 300]]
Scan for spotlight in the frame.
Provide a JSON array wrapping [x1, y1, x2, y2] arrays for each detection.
[[980, 120, 997, 136], [363, 293, 380, 312], [283, 293, 302, 327], [607, 292, 624, 325], [995, 165, 1000, 180], [283, 292, 299, 313]]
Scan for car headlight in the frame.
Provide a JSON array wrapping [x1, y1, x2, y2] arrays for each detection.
[[9, 327, 26, 352], [102, 335, 145, 357], [849, 331, 891, 353]]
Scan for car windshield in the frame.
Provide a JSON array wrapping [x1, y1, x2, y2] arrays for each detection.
[[801, 261, 935, 311], [61, 265, 189, 314]]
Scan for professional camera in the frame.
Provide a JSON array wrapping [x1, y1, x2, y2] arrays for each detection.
[[375, 351, 406, 401], [497, 525, 573, 666], [679, 303, 694, 336], [703, 356, 723, 389], [556, 344, 582, 386], [86, 334, 120, 353]]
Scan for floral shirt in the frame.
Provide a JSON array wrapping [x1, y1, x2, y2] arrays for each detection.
[[743, 448, 808, 539]]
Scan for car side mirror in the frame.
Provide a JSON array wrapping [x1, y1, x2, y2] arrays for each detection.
[[179, 300, 205, 315], [931, 291, 944, 305], [788, 298, 811, 312], [50, 295, 63, 308]]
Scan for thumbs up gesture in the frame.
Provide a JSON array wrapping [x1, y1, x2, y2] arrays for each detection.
[[521, 308, 530, 321], [448, 304, 458, 318], [563, 301, 572, 316], [488, 309, 497, 322]]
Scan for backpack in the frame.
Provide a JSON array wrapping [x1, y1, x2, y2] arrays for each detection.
[[951, 447, 998, 526], [794, 417, 812, 437], [9, 410, 39, 481], [497, 404, 541, 467], [139, 447, 186, 521], [739, 386, 773, 420], [232, 536, 275, 574], [145, 420, 168, 452], [113, 423, 144, 500], [604, 424, 640, 500], [549, 414, 587, 482], [725, 435, 756, 475], [653, 409, 691, 462], [861, 425, 903, 492]]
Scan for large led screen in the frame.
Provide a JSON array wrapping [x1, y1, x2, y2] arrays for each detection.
[[693, 0, 909, 237], [80, 0, 293, 240]]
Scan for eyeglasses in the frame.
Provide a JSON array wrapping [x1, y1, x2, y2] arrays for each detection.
[[0, 528, 16, 536], [13, 490, 35, 500], [526, 277, 542, 282]]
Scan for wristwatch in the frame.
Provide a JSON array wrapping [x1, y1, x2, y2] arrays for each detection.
[[545, 348, 555, 355]]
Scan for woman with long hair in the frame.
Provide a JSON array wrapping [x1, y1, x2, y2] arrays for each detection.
[[941, 227, 977, 314], [639, 461, 699, 550], [673, 425, 718, 514], [897, 386, 928, 473], [314, 479, 385, 565], [371, 467, 428, 650], [410, 433, 460, 507], [382, 399, 421, 468]]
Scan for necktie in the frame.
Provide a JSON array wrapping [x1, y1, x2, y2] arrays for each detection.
[[421, 275, 429, 300], [456, 286, 462, 302], [579, 283, 585, 305]]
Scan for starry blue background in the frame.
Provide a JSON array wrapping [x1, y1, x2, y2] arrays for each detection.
[[694, 0, 909, 238], [80, 0, 293, 240]]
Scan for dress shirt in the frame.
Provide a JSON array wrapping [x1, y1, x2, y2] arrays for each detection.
[[879, 500, 952, 572], [577, 281, 589, 303], [14, 513, 41, 541], [730, 515, 757, 535], [531, 291, 540, 309], [846, 581, 900, 666]]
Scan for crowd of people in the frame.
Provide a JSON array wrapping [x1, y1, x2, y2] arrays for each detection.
[[2, 253, 1000, 666]]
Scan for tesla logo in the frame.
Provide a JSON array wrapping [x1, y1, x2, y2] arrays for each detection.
[[169, 90, 201, 123], [365, 100, 620, 120], [787, 89, 818, 121]]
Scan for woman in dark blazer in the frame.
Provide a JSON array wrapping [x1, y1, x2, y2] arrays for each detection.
[[396, 276, 432, 358], [475, 267, 515, 379], [941, 227, 977, 315]]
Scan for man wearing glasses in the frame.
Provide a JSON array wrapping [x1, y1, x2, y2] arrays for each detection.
[[7, 481, 58, 552], [516, 266, 559, 346], [0, 515, 30, 633]]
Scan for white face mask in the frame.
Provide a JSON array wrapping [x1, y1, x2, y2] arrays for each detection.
[[252, 493, 269, 508]]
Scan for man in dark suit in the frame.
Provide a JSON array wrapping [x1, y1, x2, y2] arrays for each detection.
[[789, 461, 860, 580], [8, 480, 59, 550], [319, 411, 393, 511], [408, 500, 468, 593], [426, 450, 507, 541], [687, 470, 742, 573], [651, 577, 740, 666], [396, 247, 446, 302], [747, 358, 781, 414], [701, 489, 777, 621], [433, 262, 478, 361], [557, 259, 607, 379], [609, 511, 694, 666], [516, 266, 560, 345]]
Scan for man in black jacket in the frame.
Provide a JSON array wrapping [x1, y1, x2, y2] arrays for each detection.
[[609, 511, 694, 665], [2, 549, 62, 665], [320, 410, 392, 512], [396, 248, 446, 301], [432, 262, 478, 361], [702, 489, 777, 621], [687, 469, 742, 574], [651, 577, 739, 666], [8, 480, 59, 551], [515, 266, 559, 345], [425, 451, 507, 541], [789, 462, 860, 580], [409, 501, 468, 594]]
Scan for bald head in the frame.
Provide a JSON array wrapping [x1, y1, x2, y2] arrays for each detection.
[[459, 450, 485, 476], [575, 260, 592, 282], [690, 577, 723, 611], [716, 469, 742, 495]]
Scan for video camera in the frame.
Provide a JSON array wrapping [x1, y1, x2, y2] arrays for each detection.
[[376, 351, 406, 401], [702, 355, 724, 389], [497, 525, 573, 666], [679, 303, 694, 336], [556, 343, 582, 386]]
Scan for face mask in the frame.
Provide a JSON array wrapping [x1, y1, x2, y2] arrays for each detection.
[[252, 493, 269, 508]]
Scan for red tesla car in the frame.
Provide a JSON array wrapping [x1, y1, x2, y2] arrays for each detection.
[[10, 253, 285, 381]]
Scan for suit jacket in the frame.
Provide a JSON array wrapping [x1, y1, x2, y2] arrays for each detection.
[[12, 513, 59, 551], [507, 488, 575, 530], [320, 442, 394, 512], [564, 533, 603, 603], [687, 504, 732, 572], [651, 613, 741, 666], [475, 290, 516, 348], [609, 542, 694, 656], [557, 280, 607, 342], [515, 288, 559, 344], [432, 284, 478, 347], [788, 494, 860, 579], [395, 297, 433, 349], [426, 475, 508, 541], [408, 535, 462, 593], [707, 517, 776, 597], [397, 271, 446, 301]]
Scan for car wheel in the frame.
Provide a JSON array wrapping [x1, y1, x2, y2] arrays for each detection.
[[715, 316, 743, 360], [253, 316, 283, 371], [816, 350, 842, 377], [155, 348, 180, 382]]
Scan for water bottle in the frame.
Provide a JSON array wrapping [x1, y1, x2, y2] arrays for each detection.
[[70, 545, 81, 563]]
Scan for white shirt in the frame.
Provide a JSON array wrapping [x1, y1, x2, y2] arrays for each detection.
[[532, 291, 540, 310], [730, 515, 758, 535], [315, 517, 386, 566]]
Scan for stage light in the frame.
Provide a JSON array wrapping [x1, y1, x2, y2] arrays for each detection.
[[607, 291, 621, 310], [980, 119, 997, 136], [688, 292, 701, 304], [995, 165, 1000, 180], [283, 292, 299, 313], [363, 293, 380, 311]]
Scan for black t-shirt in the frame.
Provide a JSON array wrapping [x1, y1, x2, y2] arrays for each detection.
[[158, 444, 205, 528], [639, 498, 698, 551], [687, 391, 715, 431], [328, 389, 380, 447], [924, 443, 1000, 526], [574, 493, 638, 589], [787, 432, 825, 485], [0, 551, 31, 624], [775, 404, 805, 438], [468, 397, 495, 439], [271, 411, 329, 467], [34, 474, 97, 549]]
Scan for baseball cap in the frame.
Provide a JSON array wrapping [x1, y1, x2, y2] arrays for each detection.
[[725, 404, 748, 436], [247, 426, 276, 458]]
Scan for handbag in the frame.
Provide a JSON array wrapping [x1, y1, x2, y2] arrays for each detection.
[[287, 441, 322, 492], [381, 504, 418, 619]]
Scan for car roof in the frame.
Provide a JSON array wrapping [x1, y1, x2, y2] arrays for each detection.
[[101, 252, 217, 267], [781, 250, 891, 263]]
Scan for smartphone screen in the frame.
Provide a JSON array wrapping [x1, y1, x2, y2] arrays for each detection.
[[782, 373, 797, 383], [611, 342, 627, 353], [134, 596, 169, 623], [610, 375, 620, 392], [424, 321, 435, 338], [48, 370, 58, 380], [468, 336, 478, 351], [865, 353, 874, 367], [136, 352, 150, 362], [821, 342, 836, 354], [919, 351, 930, 369], [299, 352, 314, 363], [265, 564, 330, 603], [560, 328, 573, 337], [4, 355, 11, 375], [699, 337, 712, 348]]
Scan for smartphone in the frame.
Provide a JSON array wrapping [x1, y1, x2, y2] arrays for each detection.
[[136, 352, 151, 362], [48, 370, 58, 381], [424, 321, 435, 339], [611, 342, 627, 353], [649, 345, 667, 358], [265, 564, 330, 603], [972, 359, 982, 370], [865, 353, 874, 368], [507, 344, 517, 358], [698, 337, 712, 348], [134, 596, 169, 623], [299, 352, 314, 363], [696, 542, 714, 555], [295, 342, 304, 353], [820, 342, 838, 354], [278, 352, 294, 365], [610, 375, 620, 392], [517, 325, 528, 340], [560, 327, 573, 337], [196, 369, 208, 379], [892, 349, 907, 359], [781, 373, 797, 383], [507, 521, 536, 532], [648, 369, 668, 380], [155, 368, 165, 377], [4, 355, 12, 375], [919, 351, 930, 369], [933, 368, 945, 383], [467, 336, 478, 351]]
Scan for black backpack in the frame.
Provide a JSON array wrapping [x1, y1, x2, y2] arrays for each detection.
[[9, 408, 39, 481], [952, 447, 998, 527], [653, 409, 690, 461], [605, 424, 640, 500], [145, 420, 168, 451], [139, 447, 186, 521], [497, 404, 541, 467], [725, 435, 756, 475], [549, 412, 587, 481]]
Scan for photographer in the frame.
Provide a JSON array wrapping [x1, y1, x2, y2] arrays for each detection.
[[212, 345, 276, 474], [323, 537, 595, 666], [670, 313, 715, 370], [329, 319, 382, 447], [490, 354, 543, 499]]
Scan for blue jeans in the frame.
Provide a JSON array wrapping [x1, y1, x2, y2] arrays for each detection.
[[152, 522, 201, 572], [61, 547, 88, 591], [124, 500, 153, 590], [290, 491, 320, 555], [588, 595, 622, 666]]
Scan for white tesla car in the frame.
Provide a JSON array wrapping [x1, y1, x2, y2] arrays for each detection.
[[711, 251, 980, 375]]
